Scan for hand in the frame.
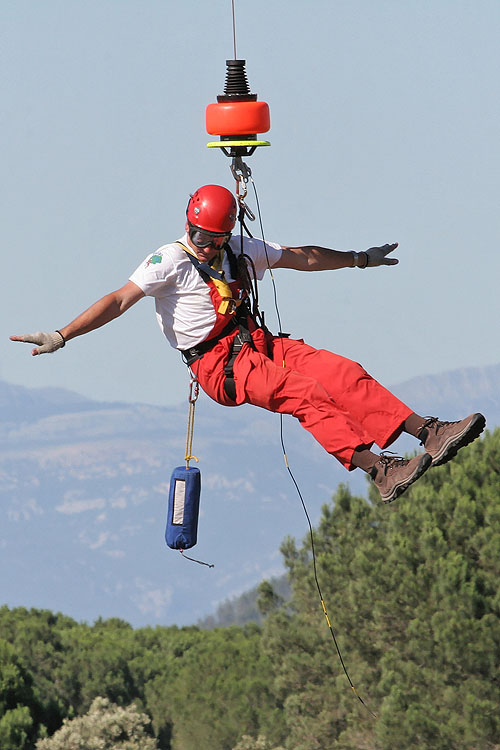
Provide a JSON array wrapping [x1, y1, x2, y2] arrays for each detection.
[[10, 331, 65, 356], [364, 243, 399, 267]]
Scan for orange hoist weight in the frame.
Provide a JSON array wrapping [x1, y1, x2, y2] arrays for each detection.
[[206, 59, 270, 157]]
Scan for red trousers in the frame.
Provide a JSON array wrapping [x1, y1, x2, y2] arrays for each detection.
[[191, 327, 413, 470]]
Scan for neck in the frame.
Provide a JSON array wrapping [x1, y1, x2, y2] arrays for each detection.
[[187, 240, 223, 265]]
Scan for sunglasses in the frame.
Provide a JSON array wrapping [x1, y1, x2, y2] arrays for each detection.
[[188, 224, 232, 249]]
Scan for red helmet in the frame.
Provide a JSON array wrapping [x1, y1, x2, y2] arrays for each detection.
[[186, 185, 237, 233]]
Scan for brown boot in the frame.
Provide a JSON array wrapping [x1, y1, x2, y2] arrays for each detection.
[[418, 413, 486, 467], [371, 452, 432, 504]]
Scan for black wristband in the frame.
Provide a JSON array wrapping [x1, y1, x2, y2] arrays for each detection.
[[358, 251, 369, 269], [55, 330, 66, 347]]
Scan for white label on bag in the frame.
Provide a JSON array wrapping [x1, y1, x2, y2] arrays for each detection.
[[172, 479, 186, 525]]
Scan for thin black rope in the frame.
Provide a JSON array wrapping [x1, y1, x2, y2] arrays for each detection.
[[179, 549, 214, 568], [250, 181, 284, 335], [250, 178, 377, 719]]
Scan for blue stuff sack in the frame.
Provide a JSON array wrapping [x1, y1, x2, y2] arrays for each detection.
[[165, 466, 201, 550]]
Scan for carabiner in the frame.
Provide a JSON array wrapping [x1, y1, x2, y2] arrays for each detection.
[[188, 376, 199, 404], [236, 174, 248, 201], [230, 156, 256, 221], [231, 156, 252, 199], [241, 201, 255, 221]]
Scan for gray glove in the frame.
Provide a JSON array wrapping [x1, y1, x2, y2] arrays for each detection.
[[10, 331, 66, 356], [364, 243, 399, 267]]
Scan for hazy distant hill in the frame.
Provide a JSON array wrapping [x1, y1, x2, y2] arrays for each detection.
[[392, 364, 500, 425], [0, 379, 97, 421], [197, 575, 292, 629], [1, 363, 497, 627]]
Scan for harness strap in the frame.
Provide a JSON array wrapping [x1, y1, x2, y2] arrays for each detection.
[[180, 316, 241, 366], [223, 318, 253, 401], [177, 238, 261, 393], [176, 241, 244, 315], [178, 243, 226, 284]]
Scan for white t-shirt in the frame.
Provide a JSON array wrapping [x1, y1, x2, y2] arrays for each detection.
[[129, 234, 282, 350]]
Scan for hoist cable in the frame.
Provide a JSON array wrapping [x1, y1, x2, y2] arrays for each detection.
[[249, 177, 377, 720], [231, 0, 237, 59]]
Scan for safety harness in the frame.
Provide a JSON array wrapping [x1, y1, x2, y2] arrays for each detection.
[[178, 240, 260, 400]]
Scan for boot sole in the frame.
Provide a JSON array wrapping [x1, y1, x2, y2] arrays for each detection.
[[382, 453, 432, 504], [431, 413, 486, 467]]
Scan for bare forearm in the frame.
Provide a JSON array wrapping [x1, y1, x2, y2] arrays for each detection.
[[279, 245, 355, 271], [273, 243, 398, 271], [58, 294, 123, 341], [59, 283, 144, 342]]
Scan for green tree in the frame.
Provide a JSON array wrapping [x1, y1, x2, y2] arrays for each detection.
[[0, 608, 165, 746], [0, 606, 80, 734], [141, 624, 286, 750], [35, 696, 158, 750], [57, 619, 139, 711], [262, 430, 500, 750], [0, 705, 34, 750], [0, 639, 38, 749]]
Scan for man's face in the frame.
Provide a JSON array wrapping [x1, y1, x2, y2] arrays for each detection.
[[185, 222, 231, 262]]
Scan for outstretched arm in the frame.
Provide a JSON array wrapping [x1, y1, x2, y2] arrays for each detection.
[[10, 280, 145, 356], [272, 243, 399, 271]]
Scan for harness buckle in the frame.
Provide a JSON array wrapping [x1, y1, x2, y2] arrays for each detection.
[[232, 339, 244, 354], [218, 298, 239, 315], [237, 327, 252, 345]]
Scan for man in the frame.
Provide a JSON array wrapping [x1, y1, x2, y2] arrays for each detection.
[[11, 184, 485, 503]]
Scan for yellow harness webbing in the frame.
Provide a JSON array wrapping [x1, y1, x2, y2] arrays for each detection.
[[176, 241, 242, 315]]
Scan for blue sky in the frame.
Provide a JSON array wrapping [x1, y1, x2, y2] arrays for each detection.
[[3, 0, 499, 407]]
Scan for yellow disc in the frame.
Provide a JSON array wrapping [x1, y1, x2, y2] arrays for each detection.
[[206, 140, 271, 148]]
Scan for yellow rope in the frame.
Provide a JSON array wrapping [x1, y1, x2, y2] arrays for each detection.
[[185, 378, 199, 468]]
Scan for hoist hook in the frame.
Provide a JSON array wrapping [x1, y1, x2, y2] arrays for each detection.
[[231, 156, 256, 221]]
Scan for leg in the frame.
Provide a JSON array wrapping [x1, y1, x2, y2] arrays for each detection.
[[239, 344, 434, 501], [192, 331, 376, 470], [266, 336, 413, 449], [266, 337, 486, 464], [239, 346, 374, 469], [193, 332, 483, 502], [264, 337, 483, 500]]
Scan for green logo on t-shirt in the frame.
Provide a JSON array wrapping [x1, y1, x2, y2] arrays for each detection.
[[145, 253, 162, 267]]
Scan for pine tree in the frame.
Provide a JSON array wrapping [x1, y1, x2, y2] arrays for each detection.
[[0, 639, 37, 750], [261, 431, 500, 750]]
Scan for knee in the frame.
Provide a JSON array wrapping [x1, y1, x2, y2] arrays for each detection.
[[318, 350, 369, 389]]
